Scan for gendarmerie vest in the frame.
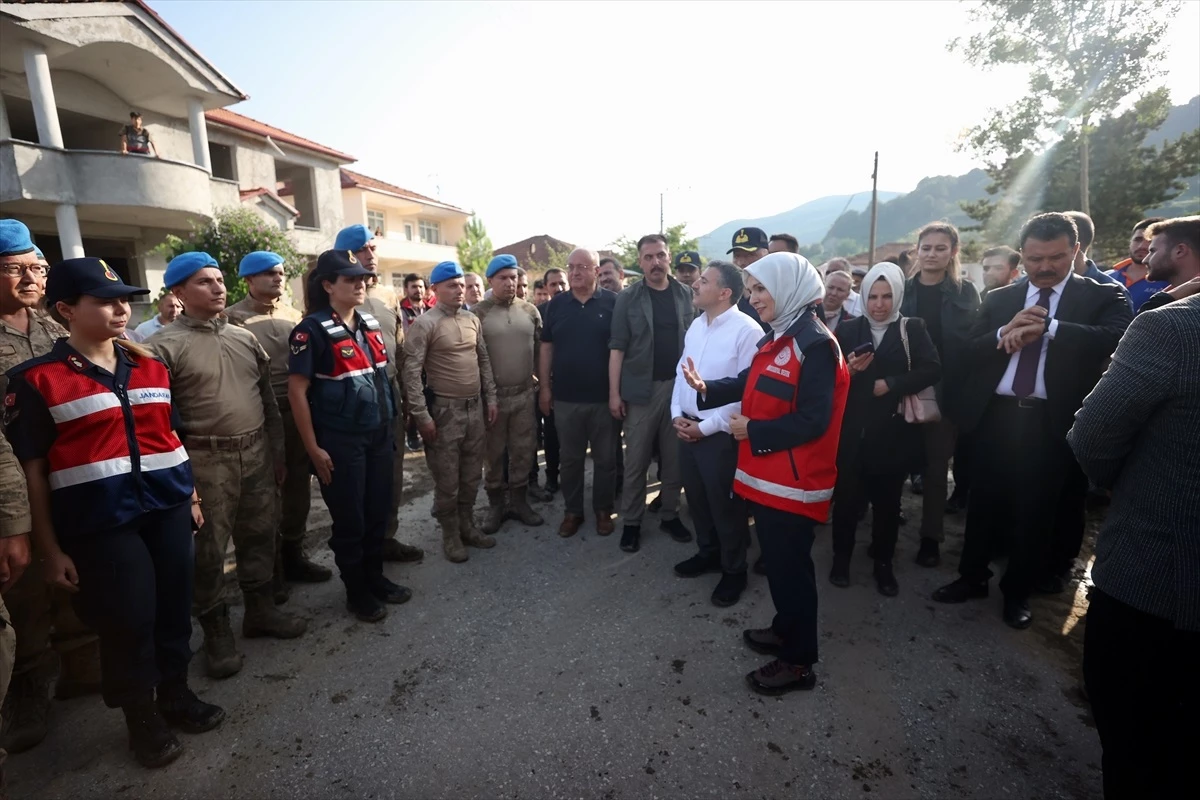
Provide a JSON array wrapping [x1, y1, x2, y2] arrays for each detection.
[[305, 308, 395, 432]]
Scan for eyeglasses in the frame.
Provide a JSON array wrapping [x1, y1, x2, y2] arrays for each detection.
[[0, 263, 47, 278]]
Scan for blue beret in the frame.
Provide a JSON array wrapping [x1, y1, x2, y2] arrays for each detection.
[[430, 260, 464, 285], [334, 224, 373, 252], [485, 254, 519, 278], [164, 251, 219, 288], [238, 250, 285, 277], [33, 245, 45, 260], [0, 219, 35, 257]]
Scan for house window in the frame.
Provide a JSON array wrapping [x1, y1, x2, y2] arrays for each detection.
[[274, 162, 320, 229], [418, 220, 440, 245], [208, 143, 236, 180], [391, 274, 405, 289], [366, 209, 386, 236], [404, 223, 414, 241]]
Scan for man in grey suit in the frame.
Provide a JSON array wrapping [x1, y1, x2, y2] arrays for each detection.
[[1069, 294, 1200, 800]]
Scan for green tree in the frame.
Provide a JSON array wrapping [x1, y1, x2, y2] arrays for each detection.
[[963, 89, 1200, 260], [456, 213, 493, 275], [156, 207, 304, 304], [951, 0, 1179, 214], [609, 222, 699, 277]]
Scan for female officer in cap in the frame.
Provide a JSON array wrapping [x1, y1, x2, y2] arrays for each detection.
[[3, 257, 223, 768], [287, 249, 409, 623]]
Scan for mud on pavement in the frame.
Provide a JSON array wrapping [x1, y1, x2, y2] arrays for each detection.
[[9, 450, 1102, 799]]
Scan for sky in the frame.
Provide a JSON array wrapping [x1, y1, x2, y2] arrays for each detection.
[[152, 0, 1200, 248]]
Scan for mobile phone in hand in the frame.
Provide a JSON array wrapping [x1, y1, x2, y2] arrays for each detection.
[[851, 341, 874, 357]]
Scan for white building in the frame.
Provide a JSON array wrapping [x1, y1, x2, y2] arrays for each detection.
[[0, 0, 352, 304]]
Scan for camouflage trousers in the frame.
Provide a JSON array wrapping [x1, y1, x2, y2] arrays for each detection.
[[485, 386, 537, 492], [3, 557, 96, 681], [385, 399, 406, 540], [424, 395, 485, 520], [1, 593, 14, 767], [278, 405, 313, 545], [189, 432, 277, 617]]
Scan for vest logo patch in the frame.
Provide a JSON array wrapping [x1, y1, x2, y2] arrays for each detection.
[[773, 348, 791, 367], [340, 345, 355, 358]]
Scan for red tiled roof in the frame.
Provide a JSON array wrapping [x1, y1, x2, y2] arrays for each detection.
[[493, 235, 576, 269], [205, 108, 355, 162], [340, 169, 464, 212], [848, 242, 914, 267], [239, 187, 299, 217]]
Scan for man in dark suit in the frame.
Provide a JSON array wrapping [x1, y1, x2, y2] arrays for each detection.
[[932, 213, 1132, 628]]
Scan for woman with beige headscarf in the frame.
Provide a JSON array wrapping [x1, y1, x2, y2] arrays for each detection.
[[682, 252, 850, 696], [829, 263, 941, 596]]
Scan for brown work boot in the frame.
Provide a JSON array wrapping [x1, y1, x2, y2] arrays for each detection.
[[595, 509, 615, 536], [481, 488, 508, 535], [558, 513, 584, 538], [197, 606, 243, 679], [508, 486, 544, 526], [439, 514, 468, 563], [381, 538, 424, 563], [459, 505, 496, 549], [1, 671, 53, 753], [55, 639, 103, 700], [282, 540, 333, 582], [242, 586, 307, 639]]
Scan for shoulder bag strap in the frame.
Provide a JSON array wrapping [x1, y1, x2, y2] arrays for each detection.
[[898, 317, 912, 371]]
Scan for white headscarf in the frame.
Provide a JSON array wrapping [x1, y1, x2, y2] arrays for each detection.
[[860, 261, 906, 346], [744, 252, 825, 339]]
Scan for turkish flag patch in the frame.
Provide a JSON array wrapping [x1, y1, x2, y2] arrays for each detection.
[[292, 332, 309, 344], [3, 393, 14, 408]]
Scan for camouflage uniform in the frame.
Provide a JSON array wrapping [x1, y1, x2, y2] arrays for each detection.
[[1, 309, 99, 749], [401, 304, 496, 561], [225, 293, 331, 586], [1, 432, 29, 774], [149, 312, 304, 677], [471, 295, 543, 531]]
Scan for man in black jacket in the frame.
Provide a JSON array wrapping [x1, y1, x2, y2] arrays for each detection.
[[932, 213, 1131, 629]]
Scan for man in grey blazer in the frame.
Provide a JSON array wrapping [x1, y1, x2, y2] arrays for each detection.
[[1069, 294, 1200, 800]]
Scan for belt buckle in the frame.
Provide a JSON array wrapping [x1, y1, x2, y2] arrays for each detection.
[[1017, 397, 1038, 409]]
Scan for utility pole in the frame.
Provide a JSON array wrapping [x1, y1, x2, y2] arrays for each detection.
[[659, 192, 664, 235], [868, 151, 879, 264]]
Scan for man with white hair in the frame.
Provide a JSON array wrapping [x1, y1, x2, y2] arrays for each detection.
[[822, 258, 863, 316]]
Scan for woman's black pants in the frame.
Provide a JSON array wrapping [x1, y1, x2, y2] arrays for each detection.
[[831, 466, 907, 562], [751, 502, 819, 666]]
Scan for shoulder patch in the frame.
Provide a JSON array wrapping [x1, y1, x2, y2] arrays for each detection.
[[292, 331, 309, 344]]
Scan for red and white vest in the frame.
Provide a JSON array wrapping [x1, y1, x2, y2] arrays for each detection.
[[733, 326, 850, 521], [14, 349, 192, 535]]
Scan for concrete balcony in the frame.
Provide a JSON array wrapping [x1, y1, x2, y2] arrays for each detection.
[[375, 233, 457, 266], [0, 139, 223, 228]]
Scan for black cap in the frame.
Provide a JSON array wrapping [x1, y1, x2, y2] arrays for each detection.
[[727, 227, 769, 254], [45, 258, 150, 306], [673, 251, 701, 271], [314, 249, 373, 279]]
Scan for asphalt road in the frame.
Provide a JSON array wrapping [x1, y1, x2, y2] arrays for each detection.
[[10, 450, 1102, 799]]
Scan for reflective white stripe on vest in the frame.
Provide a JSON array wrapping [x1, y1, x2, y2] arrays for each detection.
[[734, 469, 834, 503], [314, 367, 374, 381], [49, 445, 189, 490], [47, 392, 121, 423]]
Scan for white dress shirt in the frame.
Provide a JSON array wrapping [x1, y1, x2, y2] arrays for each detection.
[[132, 315, 166, 341], [844, 291, 863, 317], [671, 303, 764, 436], [994, 273, 1069, 399]]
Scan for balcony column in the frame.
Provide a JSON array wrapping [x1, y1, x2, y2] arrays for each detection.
[[55, 205, 84, 259], [21, 42, 64, 148], [0, 93, 11, 140], [186, 96, 211, 173]]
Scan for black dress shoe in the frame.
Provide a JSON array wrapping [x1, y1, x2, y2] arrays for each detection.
[[674, 553, 721, 578], [711, 572, 747, 607], [742, 627, 784, 656], [932, 577, 989, 603], [660, 518, 693, 543], [746, 660, 817, 696], [828, 554, 850, 588], [915, 538, 940, 567], [346, 590, 388, 622], [873, 561, 899, 597], [157, 682, 225, 734], [619, 526, 641, 553], [753, 555, 767, 575], [369, 576, 413, 605], [1003, 599, 1033, 629]]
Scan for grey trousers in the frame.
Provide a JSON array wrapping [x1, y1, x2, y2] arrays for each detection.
[[679, 431, 749, 573], [620, 379, 682, 524], [553, 400, 616, 517]]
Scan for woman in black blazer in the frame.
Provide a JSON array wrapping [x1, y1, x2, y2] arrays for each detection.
[[831, 263, 941, 595]]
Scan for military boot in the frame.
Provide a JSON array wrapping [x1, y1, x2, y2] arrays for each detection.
[[54, 639, 103, 700], [156, 677, 225, 734], [439, 514, 468, 563], [282, 540, 333, 582], [122, 693, 183, 769], [242, 585, 307, 639], [197, 605, 243, 679], [481, 488, 508, 535], [0, 670, 53, 753], [459, 505, 496, 549], [381, 538, 425, 563], [508, 486, 545, 526]]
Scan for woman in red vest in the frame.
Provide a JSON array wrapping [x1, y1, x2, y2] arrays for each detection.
[[4, 258, 222, 768], [683, 252, 849, 695]]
